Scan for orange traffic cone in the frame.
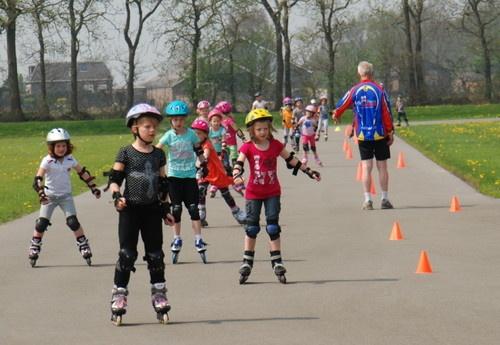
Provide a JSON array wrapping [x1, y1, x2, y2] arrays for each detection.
[[369, 176, 376, 195], [449, 196, 461, 212], [356, 161, 363, 181], [343, 138, 348, 152], [416, 250, 433, 274], [389, 221, 404, 240], [397, 152, 406, 168], [345, 144, 353, 160]]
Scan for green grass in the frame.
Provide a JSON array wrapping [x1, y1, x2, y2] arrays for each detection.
[[397, 122, 500, 198], [404, 103, 500, 121]]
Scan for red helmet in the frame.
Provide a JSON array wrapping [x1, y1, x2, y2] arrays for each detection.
[[305, 104, 317, 113], [208, 108, 223, 121], [197, 100, 210, 109], [215, 101, 232, 114], [191, 118, 209, 133]]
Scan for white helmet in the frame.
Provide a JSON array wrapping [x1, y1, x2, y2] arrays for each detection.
[[125, 103, 162, 128], [47, 128, 71, 143], [310, 99, 317, 105]]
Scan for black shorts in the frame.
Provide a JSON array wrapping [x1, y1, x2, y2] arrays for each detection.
[[358, 139, 391, 161], [168, 177, 199, 207]]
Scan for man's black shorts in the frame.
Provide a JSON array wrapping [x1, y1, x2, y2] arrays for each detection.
[[358, 138, 391, 161]]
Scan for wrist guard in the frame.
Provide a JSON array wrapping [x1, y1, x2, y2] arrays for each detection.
[[160, 201, 171, 219], [32, 176, 48, 203], [236, 128, 246, 141], [103, 169, 125, 192], [112, 191, 123, 207], [284, 153, 301, 175], [78, 167, 101, 197], [304, 167, 320, 180], [159, 176, 169, 201], [232, 160, 244, 179]]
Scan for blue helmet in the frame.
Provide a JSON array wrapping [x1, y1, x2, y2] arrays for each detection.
[[164, 100, 189, 116]]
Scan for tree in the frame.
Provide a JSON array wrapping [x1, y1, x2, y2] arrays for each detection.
[[124, 0, 163, 110], [461, 0, 499, 101], [63, 0, 104, 116], [161, 0, 224, 105], [402, 0, 426, 104], [0, 0, 24, 120], [312, 0, 352, 104]]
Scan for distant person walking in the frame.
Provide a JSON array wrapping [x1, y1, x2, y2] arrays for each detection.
[[395, 96, 409, 127], [252, 92, 268, 110], [333, 61, 395, 210]]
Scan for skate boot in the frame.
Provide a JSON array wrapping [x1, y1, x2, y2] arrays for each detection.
[[209, 185, 217, 198], [301, 157, 308, 166], [195, 238, 208, 264], [110, 287, 128, 326], [271, 251, 287, 284], [324, 134, 328, 142], [151, 282, 170, 324], [76, 236, 92, 266], [199, 205, 208, 227], [28, 237, 42, 267], [239, 251, 254, 284], [315, 157, 323, 167], [231, 207, 246, 225], [170, 237, 183, 264]]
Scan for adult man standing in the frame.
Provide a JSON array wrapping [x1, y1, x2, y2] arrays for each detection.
[[252, 92, 267, 110], [333, 61, 395, 210]]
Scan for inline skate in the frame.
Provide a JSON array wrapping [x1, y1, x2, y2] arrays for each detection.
[[151, 283, 170, 324], [170, 238, 182, 264], [195, 238, 207, 264], [110, 287, 128, 326]]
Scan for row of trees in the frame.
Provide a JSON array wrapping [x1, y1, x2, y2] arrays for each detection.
[[1, 0, 499, 120]]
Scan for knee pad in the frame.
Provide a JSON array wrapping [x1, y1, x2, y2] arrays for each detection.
[[35, 217, 50, 232], [188, 203, 200, 220], [116, 248, 137, 272], [266, 223, 281, 240], [311, 145, 317, 153], [198, 184, 208, 199], [66, 215, 80, 231], [172, 204, 182, 223], [303, 143, 310, 152], [143, 250, 165, 273], [245, 223, 261, 239]]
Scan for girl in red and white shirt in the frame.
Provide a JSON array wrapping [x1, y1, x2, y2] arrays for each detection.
[[232, 109, 320, 284]]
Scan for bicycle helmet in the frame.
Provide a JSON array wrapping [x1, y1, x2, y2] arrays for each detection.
[[164, 100, 189, 116], [305, 104, 317, 113], [282, 97, 293, 105], [125, 103, 162, 127], [245, 108, 273, 127], [197, 100, 210, 109], [46, 128, 71, 143], [215, 101, 232, 114], [191, 118, 209, 133], [208, 108, 223, 121]]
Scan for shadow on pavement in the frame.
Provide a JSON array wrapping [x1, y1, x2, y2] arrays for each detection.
[[170, 316, 320, 325], [396, 204, 476, 210], [242, 278, 399, 285]]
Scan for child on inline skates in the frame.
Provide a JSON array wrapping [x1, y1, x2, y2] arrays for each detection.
[[280, 97, 294, 145], [106, 103, 175, 325], [232, 109, 321, 284], [216, 101, 247, 195], [195, 100, 211, 121], [28, 128, 101, 267], [156, 100, 209, 264], [207, 108, 229, 198], [291, 97, 304, 152], [298, 104, 323, 167], [315, 96, 331, 141], [191, 118, 246, 227]]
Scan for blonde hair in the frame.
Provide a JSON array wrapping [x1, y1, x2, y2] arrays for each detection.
[[357, 61, 374, 77], [247, 119, 276, 141]]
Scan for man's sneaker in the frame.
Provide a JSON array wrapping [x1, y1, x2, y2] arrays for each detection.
[[362, 200, 374, 210], [381, 199, 394, 209]]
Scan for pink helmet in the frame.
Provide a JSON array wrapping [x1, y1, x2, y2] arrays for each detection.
[[215, 101, 232, 114], [208, 108, 223, 121], [282, 97, 293, 105], [305, 104, 317, 113], [191, 118, 209, 133], [197, 100, 210, 109]]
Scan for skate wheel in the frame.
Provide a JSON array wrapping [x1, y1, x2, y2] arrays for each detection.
[[112, 315, 122, 326], [85, 258, 92, 266], [239, 275, 249, 285], [30, 259, 37, 268], [158, 312, 169, 324], [172, 252, 179, 264], [200, 252, 207, 264], [278, 275, 287, 284]]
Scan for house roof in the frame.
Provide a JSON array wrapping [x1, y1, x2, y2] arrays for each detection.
[[28, 62, 112, 83]]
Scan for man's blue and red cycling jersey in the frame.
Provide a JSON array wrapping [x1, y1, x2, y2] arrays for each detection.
[[334, 79, 394, 141]]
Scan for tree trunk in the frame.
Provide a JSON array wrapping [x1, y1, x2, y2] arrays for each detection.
[[327, 40, 336, 105], [69, 1, 79, 116], [282, 2, 292, 98], [402, 0, 417, 104], [35, 12, 50, 117], [126, 49, 136, 110], [413, 2, 426, 103], [275, 29, 284, 110], [480, 35, 492, 101], [6, 11, 24, 121], [229, 49, 237, 112]]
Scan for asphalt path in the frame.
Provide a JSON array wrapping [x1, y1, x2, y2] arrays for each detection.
[[1, 127, 499, 345]]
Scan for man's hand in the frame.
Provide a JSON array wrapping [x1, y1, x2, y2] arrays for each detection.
[[386, 132, 394, 146], [164, 213, 175, 226]]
